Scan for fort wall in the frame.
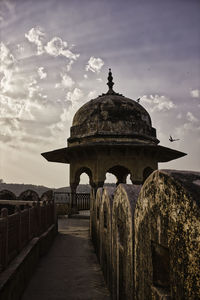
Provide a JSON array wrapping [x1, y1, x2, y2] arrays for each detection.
[[92, 170, 200, 299]]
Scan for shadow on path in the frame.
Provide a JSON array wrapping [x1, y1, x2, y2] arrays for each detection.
[[22, 217, 110, 300]]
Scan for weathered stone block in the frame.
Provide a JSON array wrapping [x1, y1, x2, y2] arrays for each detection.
[[99, 186, 116, 291], [112, 184, 141, 300], [134, 170, 200, 300]]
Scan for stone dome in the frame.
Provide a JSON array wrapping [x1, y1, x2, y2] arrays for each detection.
[[68, 70, 158, 146]]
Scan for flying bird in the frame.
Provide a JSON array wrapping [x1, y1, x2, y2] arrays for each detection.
[[169, 135, 180, 142]]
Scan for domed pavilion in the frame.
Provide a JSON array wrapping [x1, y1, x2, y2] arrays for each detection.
[[42, 69, 186, 207]]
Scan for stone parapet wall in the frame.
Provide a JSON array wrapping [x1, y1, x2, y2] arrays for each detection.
[[0, 188, 57, 300], [112, 184, 141, 300], [91, 188, 103, 258], [0, 189, 56, 273], [99, 187, 115, 292], [135, 170, 200, 300], [92, 170, 200, 299], [0, 224, 56, 300]]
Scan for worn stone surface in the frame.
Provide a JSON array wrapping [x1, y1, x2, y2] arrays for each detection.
[[0, 190, 16, 200], [56, 203, 70, 215], [22, 217, 110, 300], [112, 184, 141, 300], [0, 224, 56, 300], [18, 190, 40, 202], [99, 187, 116, 292], [91, 188, 103, 259], [134, 170, 200, 300], [0, 190, 17, 214], [40, 190, 53, 201], [42, 71, 186, 196], [70, 94, 156, 144]]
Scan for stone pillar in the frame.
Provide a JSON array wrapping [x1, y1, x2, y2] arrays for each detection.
[[116, 174, 127, 186], [90, 180, 104, 254], [69, 182, 78, 216]]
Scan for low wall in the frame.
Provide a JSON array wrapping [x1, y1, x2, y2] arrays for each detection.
[[56, 203, 70, 215], [0, 189, 57, 300], [0, 224, 57, 300], [93, 170, 200, 299]]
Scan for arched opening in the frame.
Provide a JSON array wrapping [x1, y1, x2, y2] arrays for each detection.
[[126, 174, 132, 184], [68, 167, 94, 215], [104, 173, 117, 185], [143, 167, 154, 183], [105, 165, 131, 186], [74, 167, 94, 188], [78, 173, 91, 193], [73, 169, 92, 213]]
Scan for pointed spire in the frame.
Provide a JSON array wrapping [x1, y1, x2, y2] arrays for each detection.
[[107, 68, 114, 93], [99, 68, 123, 97]]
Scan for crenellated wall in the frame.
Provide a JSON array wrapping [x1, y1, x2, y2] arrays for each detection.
[[92, 170, 200, 300]]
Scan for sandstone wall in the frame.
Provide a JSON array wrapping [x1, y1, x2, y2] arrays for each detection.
[[92, 170, 200, 300], [134, 170, 200, 300], [99, 187, 116, 291]]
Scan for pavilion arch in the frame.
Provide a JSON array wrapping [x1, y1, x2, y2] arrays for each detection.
[[74, 167, 94, 188], [106, 165, 132, 186], [69, 166, 94, 212], [104, 173, 117, 184]]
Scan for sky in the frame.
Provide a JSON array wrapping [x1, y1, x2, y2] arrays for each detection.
[[0, 0, 200, 187]]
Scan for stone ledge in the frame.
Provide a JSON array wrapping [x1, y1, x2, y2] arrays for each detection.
[[0, 224, 57, 300]]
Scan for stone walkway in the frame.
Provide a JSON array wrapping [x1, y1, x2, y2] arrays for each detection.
[[22, 215, 110, 300]]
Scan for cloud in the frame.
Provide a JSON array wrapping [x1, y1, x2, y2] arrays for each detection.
[[175, 122, 200, 138], [0, 43, 21, 97], [87, 90, 97, 99], [186, 112, 198, 123], [45, 37, 79, 60], [0, 42, 15, 69], [61, 74, 75, 88], [0, 31, 82, 149], [0, 117, 21, 144], [190, 89, 200, 98], [174, 111, 200, 141], [16, 44, 25, 54], [86, 56, 104, 73], [25, 27, 45, 55], [37, 67, 47, 79], [0, 0, 15, 24], [142, 94, 176, 112], [55, 73, 75, 89], [25, 28, 80, 63], [66, 87, 84, 103]]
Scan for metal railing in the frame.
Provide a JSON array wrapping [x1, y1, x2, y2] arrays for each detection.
[[54, 192, 90, 211]]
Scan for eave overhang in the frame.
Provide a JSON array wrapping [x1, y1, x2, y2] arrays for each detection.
[[41, 143, 187, 164]]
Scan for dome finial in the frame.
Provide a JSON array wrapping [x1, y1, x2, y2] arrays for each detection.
[[107, 68, 114, 93], [99, 68, 123, 97]]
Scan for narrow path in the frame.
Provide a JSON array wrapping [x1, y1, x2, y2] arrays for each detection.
[[22, 216, 110, 300]]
